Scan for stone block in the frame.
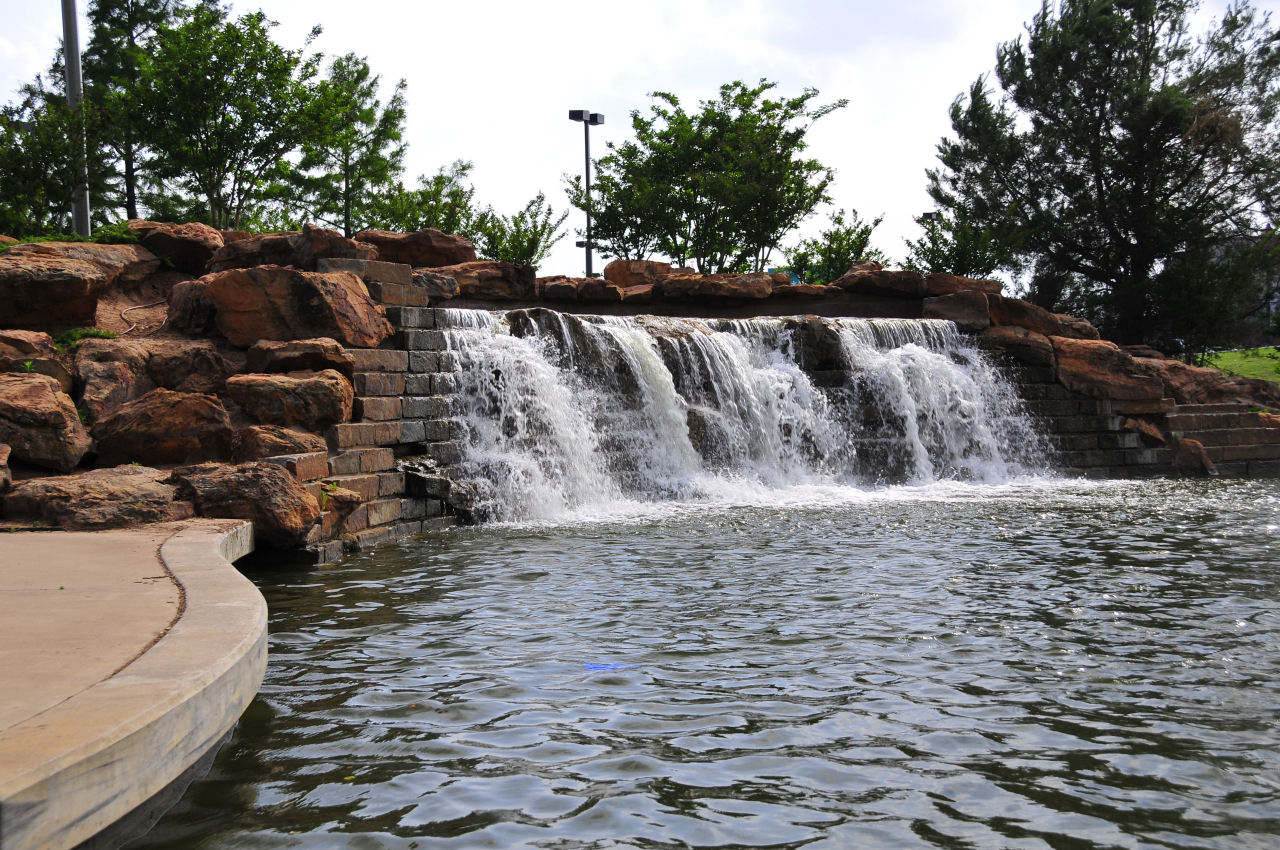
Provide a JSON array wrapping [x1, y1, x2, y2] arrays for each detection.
[[365, 281, 430, 307], [433, 373, 460, 395], [378, 471, 405, 497], [347, 349, 407, 373], [408, 351, 438, 373], [349, 525, 394, 550], [364, 498, 402, 527], [353, 371, 405, 397], [328, 447, 395, 475], [400, 497, 427, 520], [316, 258, 413, 285], [328, 421, 403, 449], [421, 516, 458, 533], [1097, 432, 1141, 450], [397, 329, 448, 351], [405, 470, 451, 499], [403, 396, 453, 419], [383, 306, 436, 328], [262, 451, 330, 482], [1110, 397, 1175, 415], [323, 473, 380, 502], [422, 441, 463, 465], [355, 396, 403, 422], [404, 374, 433, 395]]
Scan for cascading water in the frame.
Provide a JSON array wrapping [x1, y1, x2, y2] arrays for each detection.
[[442, 308, 1050, 522]]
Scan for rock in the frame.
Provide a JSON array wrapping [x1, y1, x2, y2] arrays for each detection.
[[93, 388, 234, 466], [537, 276, 582, 301], [237, 425, 327, 461], [409, 269, 460, 300], [769, 283, 836, 298], [167, 277, 218, 335], [225, 369, 354, 428], [2, 465, 192, 529], [220, 229, 253, 244], [1260, 412, 1280, 430], [74, 338, 155, 423], [0, 443, 10, 492], [1122, 344, 1167, 359], [205, 224, 377, 273], [1054, 314, 1100, 340], [127, 219, 225, 273], [578, 278, 623, 302], [433, 261, 536, 300], [1135, 357, 1280, 408], [1123, 417, 1166, 446], [0, 373, 91, 473], [659, 272, 774, 301], [924, 273, 1004, 296], [922, 290, 990, 332], [603, 259, 672, 287], [0, 235, 16, 245], [1172, 438, 1217, 476], [167, 461, 320, 548], [1050, 337, 1165, 400], [980, 326, 1056, 368], [355, 228, 477, 267], [831, 267, 926, 298], [987, 295, 1067, 337], [5, 241, 160, 286], [0, 251, 111, 328], [245, 337, 354, 378], [205, 266, 393, 348], [0, 330, 71, 392], [145, 339, 230, 394], [617, 284, 654, 304]]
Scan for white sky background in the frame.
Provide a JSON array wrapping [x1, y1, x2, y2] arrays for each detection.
[[2, 0, 1276, 278]]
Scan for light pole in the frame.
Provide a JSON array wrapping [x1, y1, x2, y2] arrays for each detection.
[[61, 0, 91, 236], [568, 109, 604, 277]]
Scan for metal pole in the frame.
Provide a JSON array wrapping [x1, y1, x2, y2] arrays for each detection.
[[61, 0, 91, 237], [583, 120, 592, 278]]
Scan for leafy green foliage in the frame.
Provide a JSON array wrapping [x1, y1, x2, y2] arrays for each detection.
[[295, 53, 407, 237], [571, 80, 846, 273], [903, 209, 1012, 278], [786, 209, 888, 284], [137, 3, 323, 229], [368, 160, 481, 237], [473, 193, 569, 267], [927, 0, 1280, 348], [0, 90, 98, 237], [53, 327, 118, 352]]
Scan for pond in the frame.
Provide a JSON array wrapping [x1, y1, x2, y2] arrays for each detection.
[[130, 476, 1280, 849]]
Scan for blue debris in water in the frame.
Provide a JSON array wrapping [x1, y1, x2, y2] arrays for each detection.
[[583, 663, 639, 671]]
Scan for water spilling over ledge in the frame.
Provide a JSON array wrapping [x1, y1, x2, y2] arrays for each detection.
[[441, 309, 1051, 522]]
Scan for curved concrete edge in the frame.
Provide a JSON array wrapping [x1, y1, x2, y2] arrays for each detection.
[[0, 520, 264, 850]]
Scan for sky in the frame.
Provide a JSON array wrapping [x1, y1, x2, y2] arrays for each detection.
[[2, 0, 1276, 279]]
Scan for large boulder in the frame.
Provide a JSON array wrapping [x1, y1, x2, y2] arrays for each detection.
[[245, 337, 355, 378], [166, 277, 218, 335], [127, 219, 224, 273], [1050, 337, 1165, 400], [980, 325, 1056, 368], [409, 269, 460, 300], [167, 461, 321, 548], [537, 276, 582, 301], [0, 251, 112, 328], [924, 273, 1003, 296], [2, 465, 192, 529], [204, 266, 393, 348], [986, 295, 1098, 339], [93, 388, 235, 466], [225, 369, 354, 428], [434, 261, 536, 300], [355, 228, 476, 267], [0, 330, 71, 391], [74, 338, 155, 423], [206, 223, 376, 273], [1134, 357, 1280, 408], [659, 272, 773, 301], [237, 425, 327, 461], [0, 373, 91, 473], [922, 290, 990, 332], [5, 241, 160, 286], [831, 267, 926, 298], [145, 339, 230, 394], [604, 259, 672, 288], [0, 443, 10, 492]]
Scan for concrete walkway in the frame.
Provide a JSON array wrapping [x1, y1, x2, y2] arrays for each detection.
[[0, 520, 265, 850]]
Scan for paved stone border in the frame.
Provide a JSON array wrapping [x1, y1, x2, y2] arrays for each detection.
[[0, 520, 264, 850]]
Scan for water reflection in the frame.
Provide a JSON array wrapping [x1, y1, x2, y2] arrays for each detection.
[[130, 478, 1280, 849]]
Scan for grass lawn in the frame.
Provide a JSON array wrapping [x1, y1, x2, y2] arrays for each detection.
[[1207, 347, 1280, 383]]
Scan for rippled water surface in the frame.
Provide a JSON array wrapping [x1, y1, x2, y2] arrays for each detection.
[[134, 477, 1280, 849]]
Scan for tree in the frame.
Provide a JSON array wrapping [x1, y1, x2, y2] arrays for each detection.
[[0, 94, 94, 236], [903, 208, 1014, 278], [82, 0, 178, 220], [927, 0, 1280, 348], [137, 3, 322, 229], [570, 80, 846, 273], [786, 208, 889, 284], [368, 160, 482, 237], [296, 53, 407, 237], [472, 193, 568, 267]]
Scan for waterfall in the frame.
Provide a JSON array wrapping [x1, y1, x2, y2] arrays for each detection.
[[441, 308, 1049, 522]]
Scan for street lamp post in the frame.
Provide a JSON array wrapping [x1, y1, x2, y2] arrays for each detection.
[[568, 109, 604, 277], [61, 0, 91, 236]]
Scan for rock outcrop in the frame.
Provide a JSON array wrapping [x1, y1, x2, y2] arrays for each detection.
[[355, 228, 476, 267], [0, 373, 91, 473], [236, 425, 327, 461], [167, 461, 320, 548], [660, 272, 774, 301], [127, 219, 224, 273], [433, 261, 536, 301], [204, 266, 393, 348], [245, 338, 355, 378], [225, 369, 354, 428], [206, 223, 376, 273], [4, 241, 160, 285], [2, 465, 192, 529], [93, 388, 235, 466], [1050, 337, 1165, 400], [0, 251, 112, 328]]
